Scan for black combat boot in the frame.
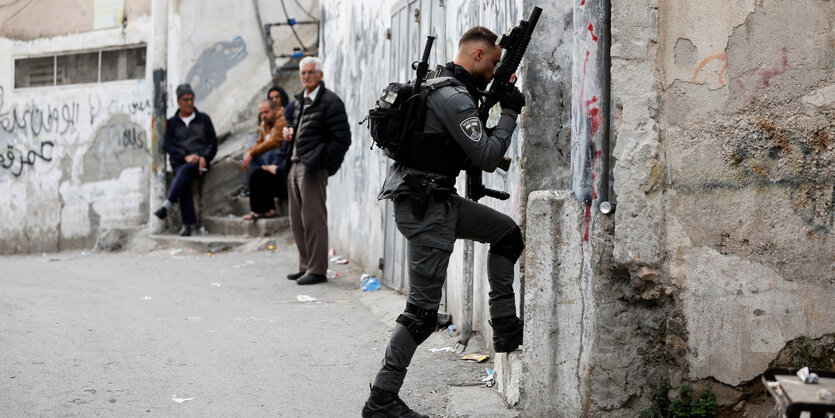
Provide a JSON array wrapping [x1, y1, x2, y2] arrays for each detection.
[[361, 385, 428, 418], [490, 315, 523, 353]]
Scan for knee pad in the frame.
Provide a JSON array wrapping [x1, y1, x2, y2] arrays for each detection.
[[395, 303, 438, 345], [489, 226, 524, 262]]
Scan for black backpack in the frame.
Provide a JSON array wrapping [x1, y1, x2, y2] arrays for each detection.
[[363, 77, 454, 163]]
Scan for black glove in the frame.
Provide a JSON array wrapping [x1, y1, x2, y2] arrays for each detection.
[[498, 84, 525, 114]]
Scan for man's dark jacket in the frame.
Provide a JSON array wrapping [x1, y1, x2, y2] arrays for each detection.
[[164, 108, 218, 167], [286, 83, 351, 176]]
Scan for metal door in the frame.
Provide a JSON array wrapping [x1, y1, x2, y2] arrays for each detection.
[[382, 0, 445, 293]]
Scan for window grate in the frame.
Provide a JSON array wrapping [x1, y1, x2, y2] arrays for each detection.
[[14, 45, 146, 88]]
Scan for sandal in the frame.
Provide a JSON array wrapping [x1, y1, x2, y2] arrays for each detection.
[[242, 212, 260, 221], [261, 210, 277, 219]]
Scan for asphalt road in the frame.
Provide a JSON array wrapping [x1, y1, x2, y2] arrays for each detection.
[[0, 237, 492, 417]]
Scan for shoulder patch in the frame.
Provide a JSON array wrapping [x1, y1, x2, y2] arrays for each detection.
[[456, 103, 475, 113], [459, 116, 482, 142]]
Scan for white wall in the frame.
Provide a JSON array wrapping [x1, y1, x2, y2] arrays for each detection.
[[0, 18, 154, 253]]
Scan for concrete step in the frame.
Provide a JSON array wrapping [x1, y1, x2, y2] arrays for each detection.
[[150, 234, 251, 253], [446, 385, 519, 417], [202, 215, 289, 237]]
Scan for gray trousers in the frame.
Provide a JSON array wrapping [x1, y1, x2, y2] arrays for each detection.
[[373, 193, 519, 393], [287, 162, 329, 275]]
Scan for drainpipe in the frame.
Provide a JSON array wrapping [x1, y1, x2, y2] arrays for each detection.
[[252, 0, 279, 80], [149, 0, 168, 234], [599, 0, 614, 215]]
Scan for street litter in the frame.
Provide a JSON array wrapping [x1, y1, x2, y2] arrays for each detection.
[[328, 248, 336, 257], [797, 366, 820, 384], [329, 255, 349, 264], [171, 394, 195, 403], [428, 346, 456, 353], [245, 260, 255, 265], [326, 269, 339, 279], [296, 295, 318, 302], [461, 353, 490, 363], [210, 283, 222, 287], [267, 245, 276, 251], [80, 251, 90, 257], [142, 296, 153, 300], [481, 367, 495, 387], [170, 249, 184, 256], [447, 324, 459, 337], [360, 274, 381, 291], [437, 313, 453, 329]]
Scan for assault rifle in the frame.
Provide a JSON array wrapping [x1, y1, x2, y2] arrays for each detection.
[[467, 6, 542, 202]]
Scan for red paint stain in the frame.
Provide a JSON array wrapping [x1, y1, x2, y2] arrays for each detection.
[[588, 22, 598, 42], [736, 47, 790, 91], [583, 204, 592, 242], [586, 96, 601, 135], [589, 108, 601, 135]]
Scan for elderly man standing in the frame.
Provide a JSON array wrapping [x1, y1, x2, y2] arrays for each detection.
[[154, 83, 217, 236], [282, 57, 351, 285]]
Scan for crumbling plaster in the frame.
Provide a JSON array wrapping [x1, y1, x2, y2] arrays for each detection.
[[616, 0, 835, 389], [0, 18, 153, 254]]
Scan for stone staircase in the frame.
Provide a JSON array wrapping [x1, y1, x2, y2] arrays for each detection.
[[152, 69, 300, 253]]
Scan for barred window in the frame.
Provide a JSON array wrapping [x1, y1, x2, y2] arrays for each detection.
[[14, 45, 146, 88]]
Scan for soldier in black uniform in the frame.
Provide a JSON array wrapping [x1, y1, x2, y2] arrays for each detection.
[[362, 27, 526, 418]]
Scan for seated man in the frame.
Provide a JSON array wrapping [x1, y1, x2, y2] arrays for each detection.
[[242, 99, 289, 220], [232, 86, 292, 197], [154, 83, 217, 236]]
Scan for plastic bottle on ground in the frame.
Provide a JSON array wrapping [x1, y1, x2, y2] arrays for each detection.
[[326, 269, 339, 279], [360, 275, 381, 291]]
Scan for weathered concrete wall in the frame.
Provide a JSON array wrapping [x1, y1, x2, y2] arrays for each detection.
[[520, 0, 834, 416], [0, 19, 153, 254], [603, 0, 835, 413], [0, 0, 150, 41], [1, 0, 317, 253], [656, 0, 835, 387]]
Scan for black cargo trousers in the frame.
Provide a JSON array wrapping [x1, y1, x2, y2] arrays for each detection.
[[372, 191, 520, 393]]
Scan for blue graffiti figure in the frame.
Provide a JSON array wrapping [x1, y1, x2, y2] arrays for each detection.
[[185, 36, 248, 100]]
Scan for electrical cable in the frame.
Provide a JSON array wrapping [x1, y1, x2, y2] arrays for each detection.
[[280, 0, 308, 51], [292, 0, 316, 20], [0, 0, 24, 8], [1, 0, 33, 26]]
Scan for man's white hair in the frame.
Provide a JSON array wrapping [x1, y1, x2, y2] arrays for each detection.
[[299, 56, 323, 73]]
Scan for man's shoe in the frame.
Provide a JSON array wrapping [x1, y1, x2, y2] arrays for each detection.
[[179, 225, 192, 237], [153, 207, 168, 220], [490, 315, 523, 353], [296, 273, 327, 285], [361, 385, 428, 418], [286, 271, 305, 280]]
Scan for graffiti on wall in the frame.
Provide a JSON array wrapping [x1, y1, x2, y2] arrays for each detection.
[[82, 114, 149, 182], [185, 36, 248, 100], [0, 140, 54, 177], [0, 86, 80, 137], [0, 85, 151, 178]]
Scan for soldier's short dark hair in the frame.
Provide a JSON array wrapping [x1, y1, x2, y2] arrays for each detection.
[[459, 26, 498, 47]]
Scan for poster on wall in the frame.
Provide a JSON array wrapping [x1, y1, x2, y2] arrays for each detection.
[[94, 0, 125, 30]]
